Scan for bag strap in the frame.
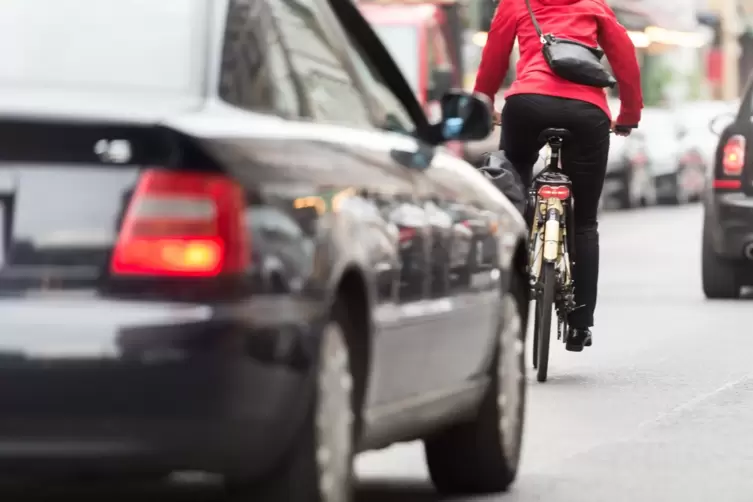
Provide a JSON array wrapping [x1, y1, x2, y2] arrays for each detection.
[[524, 0, 548, 44]]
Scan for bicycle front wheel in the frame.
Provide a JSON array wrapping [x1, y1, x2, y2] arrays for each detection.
[[535, 262, 555, 383]]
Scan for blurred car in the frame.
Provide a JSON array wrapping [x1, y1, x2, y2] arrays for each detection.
[[701, 93, 753, 299], [602, 131, 656, 209], [0, 0, 531, 498], [674, 100, 739, 174], [642, 108, 705, 204]]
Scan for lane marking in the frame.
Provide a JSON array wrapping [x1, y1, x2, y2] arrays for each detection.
[[637, 372, 753, 428], [526, 373, 753, 473]]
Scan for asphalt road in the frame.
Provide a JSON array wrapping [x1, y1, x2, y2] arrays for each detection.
[[357, 203, 753, 502]]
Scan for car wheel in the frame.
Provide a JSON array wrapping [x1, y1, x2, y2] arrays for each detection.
[[424, 266, 527, 495], [645, 176, 658, 206], [247, 305, 356, 502], [702, 223, 740, 299], [670, 168, 691, 205], [616, 169, 633, 209]]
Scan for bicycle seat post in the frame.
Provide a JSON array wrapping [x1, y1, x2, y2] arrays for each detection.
[[548, 137, 563, 170], [537, 128, 571, 171]]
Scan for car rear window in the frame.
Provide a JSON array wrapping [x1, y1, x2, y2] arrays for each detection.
[[0, 0, 209, 96]]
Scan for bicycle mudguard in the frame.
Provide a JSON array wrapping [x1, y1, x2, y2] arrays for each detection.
[[542, 200, 564, 262]]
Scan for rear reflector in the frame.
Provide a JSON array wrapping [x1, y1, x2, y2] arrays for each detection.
[[111, 170, 248, 277], [722, 135, 745, 176], [712, 179, 742, 190], [398, 227, 416, 242], [538, 185, 570, 200]]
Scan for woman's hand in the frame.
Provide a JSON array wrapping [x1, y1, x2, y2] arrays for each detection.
[[493, 110, 502, 126], [612, 122, 632, 136]]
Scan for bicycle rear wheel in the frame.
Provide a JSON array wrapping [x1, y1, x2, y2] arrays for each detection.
[[535, 262, 555, 382]]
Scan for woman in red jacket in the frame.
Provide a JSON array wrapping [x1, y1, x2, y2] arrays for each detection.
[[474, 0, 643, 351]]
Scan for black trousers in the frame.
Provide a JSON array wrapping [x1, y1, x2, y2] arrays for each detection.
[[500, 94, 610, 328]]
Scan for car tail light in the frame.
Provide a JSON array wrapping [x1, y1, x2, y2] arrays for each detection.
[[681, 150, 703, 165], [398, 227, 416, 242], [631, 152, 648, 165], [538, 185, 570, 200], [111, 170, 248, 277], [722, 135, 745, 175]]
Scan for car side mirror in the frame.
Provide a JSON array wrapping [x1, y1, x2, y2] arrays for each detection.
[[710, 112, 736, 135], [428, 90, 493, 144], [428, 67, 453, 102]]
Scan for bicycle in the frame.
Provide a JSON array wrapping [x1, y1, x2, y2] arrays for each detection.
[[528, 127, 632, 382], [527, 128, 575, 383]]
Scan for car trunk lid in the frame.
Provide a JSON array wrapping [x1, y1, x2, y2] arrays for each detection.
[[0, 116, 180, 293]]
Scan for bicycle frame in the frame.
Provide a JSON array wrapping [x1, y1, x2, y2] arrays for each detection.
[[526, 138, 576, 313]]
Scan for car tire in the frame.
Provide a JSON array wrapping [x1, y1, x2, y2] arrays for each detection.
[[702, 223, 740, 299], [424, 266, 527, 495], [240, 304, 356, 502], [616, 169, 633, 209], [669, 168, 691, 205]]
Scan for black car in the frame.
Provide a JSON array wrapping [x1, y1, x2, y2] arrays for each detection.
[[0, 0, 531, 499], [702, 87, 753, 298]]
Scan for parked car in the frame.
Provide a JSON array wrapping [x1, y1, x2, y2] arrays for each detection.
[[702, 90, 753, 298], [602, 131, 656, 209], [0, 0, 531, 499], [673, 101, 738, 206], [642, 108, 704, 204], [674, 100, 738, 175]]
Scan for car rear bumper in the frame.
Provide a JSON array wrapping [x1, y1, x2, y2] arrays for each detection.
[[604, 166, 628, 197], [653, 172, 678, 199], [0, 295, 321, 480], [705, 192, 753, 259]]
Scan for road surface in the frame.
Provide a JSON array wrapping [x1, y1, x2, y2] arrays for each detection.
[[357, 203, 753, 502]]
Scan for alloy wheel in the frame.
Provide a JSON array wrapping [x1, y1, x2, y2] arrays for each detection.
[[315, 321, 355, 502], [497, 293, 525, 465]]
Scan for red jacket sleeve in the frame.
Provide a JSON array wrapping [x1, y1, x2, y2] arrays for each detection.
[[597, 4, 643, 125], [473, 2, 517, 106]]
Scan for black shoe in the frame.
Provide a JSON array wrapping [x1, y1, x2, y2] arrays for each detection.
[[566, 328, 592, 352]]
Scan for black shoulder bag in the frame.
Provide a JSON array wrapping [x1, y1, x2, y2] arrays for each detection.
[[525, 0, 617, 89]]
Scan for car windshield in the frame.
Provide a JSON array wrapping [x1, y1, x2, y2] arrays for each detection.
[[372, 24, 420, 94], [0, 0, 208, 96]]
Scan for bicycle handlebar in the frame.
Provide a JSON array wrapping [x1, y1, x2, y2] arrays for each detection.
[[611, 124, 638, 134]]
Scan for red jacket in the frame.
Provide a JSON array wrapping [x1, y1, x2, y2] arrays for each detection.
[[473, 0, 643, 125]]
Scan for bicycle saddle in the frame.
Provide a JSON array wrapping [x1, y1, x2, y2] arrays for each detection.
[[538, 128, 572, 143]]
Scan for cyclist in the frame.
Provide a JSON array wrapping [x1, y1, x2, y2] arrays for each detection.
[[474, 0, 642, 351]]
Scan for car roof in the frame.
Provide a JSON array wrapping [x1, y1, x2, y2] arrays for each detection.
[[0, 0, 218, 121]]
